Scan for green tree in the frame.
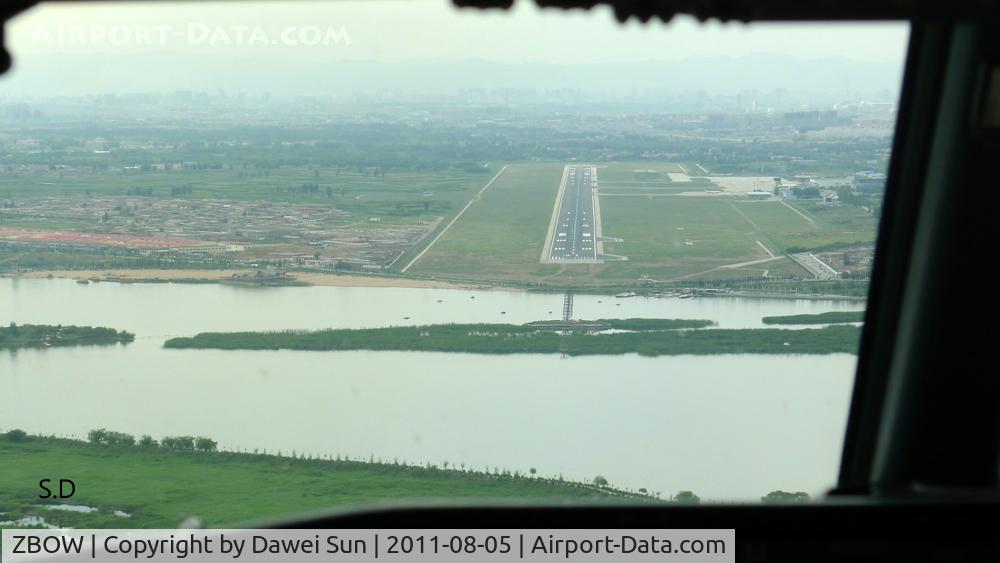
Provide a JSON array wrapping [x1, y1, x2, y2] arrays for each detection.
[[5, 429, 28, 442], [104, 431, 136, 447], [836, 186, 855, 205], [194, 437, 218, 452], [88, 428, 135, 447], [87, 428, 108, 444], [593, 475, 609, 487], [761, 490, 810, 504], [673, 490, 701, 505], [162, 436, 196, 450], [174, 436, 196, 450]]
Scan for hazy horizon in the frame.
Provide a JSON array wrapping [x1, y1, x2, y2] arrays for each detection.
[[0, 0, 909, 99]]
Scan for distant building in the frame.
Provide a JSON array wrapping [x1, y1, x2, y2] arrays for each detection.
[[782, 110, 848, 132], [746, 190, 772, 200], [303, 258, 337, 269], [853, 171, 887, 192]]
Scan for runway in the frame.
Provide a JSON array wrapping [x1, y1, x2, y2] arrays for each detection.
[[542, 165, 601, 264]]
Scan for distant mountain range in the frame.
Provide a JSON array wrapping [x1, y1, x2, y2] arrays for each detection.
[[1, 52, 902, 102]]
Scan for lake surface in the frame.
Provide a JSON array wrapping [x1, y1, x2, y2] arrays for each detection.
[[1, 277, 864, 501]]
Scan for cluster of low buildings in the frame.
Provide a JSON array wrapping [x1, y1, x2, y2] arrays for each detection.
[[0, 194, 433, 270], [740, 171, 886, 204]]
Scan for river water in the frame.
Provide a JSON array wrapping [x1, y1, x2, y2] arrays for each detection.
[[1, 277, 864, 501]]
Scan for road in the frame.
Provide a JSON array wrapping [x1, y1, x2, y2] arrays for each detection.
[[543, 165, 600, 263], [790, 252, 840, 280]]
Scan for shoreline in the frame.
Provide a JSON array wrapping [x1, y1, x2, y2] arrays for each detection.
[[4, 269, 511, 291], [2, 268, 865, 300], [1, 433, 644, 528]]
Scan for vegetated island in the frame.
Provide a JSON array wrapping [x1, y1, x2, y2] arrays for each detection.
[[164, 321, 861, 356], [762, 311, 865, 325], [525, 318, 714, 331], [0, 323, 134, 349], [0, 429, 654, 528]]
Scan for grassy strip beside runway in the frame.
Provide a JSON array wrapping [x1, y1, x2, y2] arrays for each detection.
[[408, 163, 565, 280]]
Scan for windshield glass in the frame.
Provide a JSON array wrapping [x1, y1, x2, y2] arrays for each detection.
[[0, 0, 907, 528]]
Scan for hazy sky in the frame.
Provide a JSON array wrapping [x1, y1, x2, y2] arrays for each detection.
[[6, 0, 909, 64]]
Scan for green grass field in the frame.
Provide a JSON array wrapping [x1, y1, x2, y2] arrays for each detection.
[[0, 436, 632, 528], [406, 162, 877, 285], [595, 198, 874, 280], [733, 200, 876, 252], [408, 163, 564, 280], [2, 160, 877, 286], [777, 201, 878, 251], [596, 185, 712, 194], [594, 162, 686, 183], [596, 197, 773, 280]]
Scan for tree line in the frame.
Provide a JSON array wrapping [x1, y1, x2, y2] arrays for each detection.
[[87, 428, 217, 452]]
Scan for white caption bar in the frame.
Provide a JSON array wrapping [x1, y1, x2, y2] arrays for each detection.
[[2, 529, 734, 562]]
